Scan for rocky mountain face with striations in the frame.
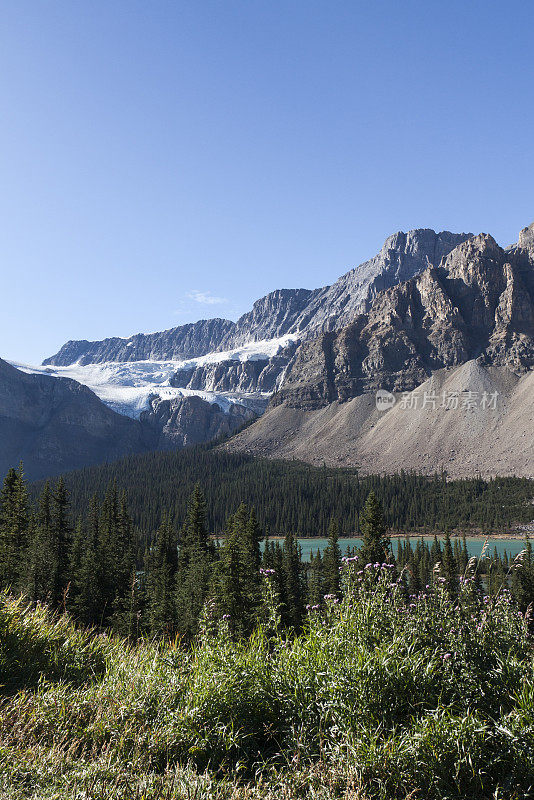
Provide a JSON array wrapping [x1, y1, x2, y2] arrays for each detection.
[[278, 228, 472, 336], [0, 358, 151, 479], [273, 230, 534, 410], [44, 318, 236, 366], [170, 342, 298, 394], [140, 394, 258, 450], [43, 228, 470, 369]]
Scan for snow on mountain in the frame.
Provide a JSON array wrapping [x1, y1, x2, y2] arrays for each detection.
[[12, 335, 296, 420]]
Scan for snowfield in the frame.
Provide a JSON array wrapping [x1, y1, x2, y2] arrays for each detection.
[[11, 335, 295, 419]]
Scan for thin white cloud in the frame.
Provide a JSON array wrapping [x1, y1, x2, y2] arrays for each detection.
[[187, 290, 228, 305]]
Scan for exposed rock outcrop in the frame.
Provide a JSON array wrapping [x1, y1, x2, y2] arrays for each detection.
[[140, 394, 256, 449], [0, 358, 152, 479], [170, 343, 297, 394], [44, 318, 236, 366], [43, 229, 471, 367], [274, 233, 534, 409]]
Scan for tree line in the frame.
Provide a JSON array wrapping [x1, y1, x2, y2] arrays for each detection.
[[36, 447, 534, 538], [2, 463, 533, 641]]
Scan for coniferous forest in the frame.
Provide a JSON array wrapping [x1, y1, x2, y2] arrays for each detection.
[[34, 447, 534, 537], [2, 459, 534, 799], [2, 461, 534, 640]]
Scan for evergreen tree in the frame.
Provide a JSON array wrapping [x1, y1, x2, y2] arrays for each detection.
[[307, 550, 324, 606], [442, 529, 458, 597], [175, 485, 213, 637], [511, 538, 534, 611], [27, 480, 71, 607], [0, 464, 29, 591], [145, 513, 178, 636], [217, 513, 244, 637], [281, 531, 304, 631], [51, 478, 72, 607], [72, 496, 107, 626], [26, 483, 53, 602], [359, 492, 390, 565]]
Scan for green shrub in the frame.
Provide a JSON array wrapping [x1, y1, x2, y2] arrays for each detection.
[[2, 566, 534, 798], [0, 593, 106, 693]]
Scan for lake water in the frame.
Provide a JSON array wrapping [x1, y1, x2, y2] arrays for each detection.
[[277, 536, 530, 561]]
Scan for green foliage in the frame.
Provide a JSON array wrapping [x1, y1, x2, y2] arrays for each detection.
[[175, 485, 213, 638], [323, 518, 342, 597], [0, 464, 29, 592], [34, 448, 534, 536], [359, 491, 390, 565], [145, 513, 178, 636], [2, 563, 534, 799], [0, 592, 106, 694]]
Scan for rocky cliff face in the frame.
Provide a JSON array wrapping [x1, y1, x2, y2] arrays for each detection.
[[170, 342, 298, 394], [274, 232, 534, 409], [44, 318, 236, 366], [140, 394, 257, 449], [282, 228, 472, 336], [0, 358, 152, 479], [43, 228, 470, 368]]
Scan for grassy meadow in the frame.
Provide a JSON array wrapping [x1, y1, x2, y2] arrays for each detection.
[[1, 558, 533, 800]]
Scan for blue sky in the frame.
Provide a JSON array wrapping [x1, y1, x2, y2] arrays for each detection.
[[1, 1, 533, 364]]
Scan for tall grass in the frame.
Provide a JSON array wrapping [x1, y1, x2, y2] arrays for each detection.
[[1, 564, 533, 799]]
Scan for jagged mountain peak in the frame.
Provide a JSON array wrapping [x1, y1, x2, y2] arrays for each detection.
[[274, 228, 534, 410], [518, 221, 534, 249], [44, 226, 471, 367]]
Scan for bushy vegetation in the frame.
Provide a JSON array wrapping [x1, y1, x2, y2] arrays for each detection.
[[2, 464, 534, 642], [1, 557, 534, 799], [3, 460, 534, 797]]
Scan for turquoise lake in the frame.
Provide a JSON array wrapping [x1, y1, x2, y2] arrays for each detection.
[[276, 536, 529, 561]]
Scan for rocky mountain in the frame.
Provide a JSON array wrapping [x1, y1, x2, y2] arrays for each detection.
[[140, 394, 257, 450], [0, 358, 150, 479], [225, 361, 534, 478], [272, 231, 534, 409], [5, 221, 533, 480], [44, 318, 236, 366], [44, 228, 470, 368], [225, 223, 534, 477], [276, 228, 472, 336], [0, 358, 262, 479], [169, 341, 298, 394]]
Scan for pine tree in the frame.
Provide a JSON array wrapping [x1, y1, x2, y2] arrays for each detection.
[[241, 507, 263, 630], [72, 496, 107, 626], [359, 492, 390, 565], [281, 531, 304, 631], [0, 464, 29, 591], [442, 529, 458, 597], [307, 550, 324, 605], [27, 480, 71, 607], [26, 483, 53, 602], [217, 513, 244, 637], [175, 485, 213, 638], [145, 513, 178, 636], [51, 478, 72, 607]]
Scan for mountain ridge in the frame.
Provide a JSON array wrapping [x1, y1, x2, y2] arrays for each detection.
[[43, 228, 472, 367]]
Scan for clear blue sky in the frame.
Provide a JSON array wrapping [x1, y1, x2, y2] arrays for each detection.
[[1, 1, 533, 364]]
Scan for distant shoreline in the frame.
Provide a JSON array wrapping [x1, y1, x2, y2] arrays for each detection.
[[252, 531, 533, 542]]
